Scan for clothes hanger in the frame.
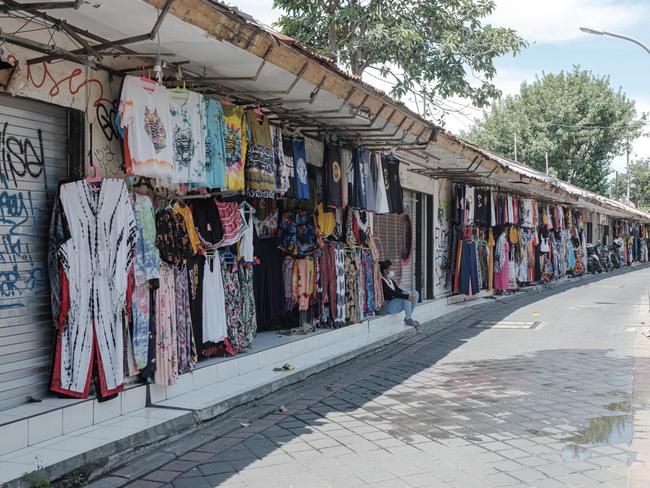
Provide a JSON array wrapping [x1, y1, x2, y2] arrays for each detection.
[[221, 95, 234, 106], [85, 163, 103, 191], [139, 66, 157, 85], [221, 247, 237, 265]]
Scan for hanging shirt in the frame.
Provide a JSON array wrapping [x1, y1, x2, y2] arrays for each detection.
[[465, 185, 475, 224], [382, 154, 404, 214], [281, 135, 296, 198], [119, 75, 174, 179], [373, 152, 389, 214], [245, 110, 276, 199], [323, 141, 344, 208], [203, 98, 227, 189], [364, 148, 377, 212], [169, 90, 206, 184], [272, 126, 290, 197], [292, 137, 310, 200], [223, 105, 248, 191]]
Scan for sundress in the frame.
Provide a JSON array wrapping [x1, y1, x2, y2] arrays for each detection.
[[175, 265, 195, 374], [238, 264, 257, 349], [221, 255, 244, 354]]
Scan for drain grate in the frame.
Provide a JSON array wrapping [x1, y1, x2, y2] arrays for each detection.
[[471, 320, 543, 329]]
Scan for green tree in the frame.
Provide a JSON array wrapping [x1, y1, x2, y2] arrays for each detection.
[[272, 0, 526, 118], [464, 68, 644, 194], [610, 158, 650, 210]]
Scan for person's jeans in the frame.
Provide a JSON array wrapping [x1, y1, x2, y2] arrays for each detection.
[[382, 290, 419, 323]]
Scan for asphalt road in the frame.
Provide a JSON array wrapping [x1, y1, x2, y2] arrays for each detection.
[[93, 267, 650, 488]]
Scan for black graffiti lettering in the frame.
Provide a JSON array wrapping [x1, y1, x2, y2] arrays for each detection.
[[0, 122, 45, 188], [95, 100, 119, 142]]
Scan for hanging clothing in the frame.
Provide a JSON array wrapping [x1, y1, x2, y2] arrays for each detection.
[[202, 254, 227, 344], [350, 145, 368, 209], [253, 235, 285, 329], [292, 137, 310, 200], [493, 233, 510, 291], [118, 75, 174, 179], [172, 201, 202, 255], [316, 202, 336, 238], [155, 207, 193, 266], [175, 265, 195, 374], [221, 256, 244, 354], [155, 263, 178, 386], [215, 201, 246, 247], [323, 141, 344, 208], [238, 208, 255, 263], [169, 90, 206, 184], [373, 152, 390, 214], [364, 148, 377, 213], [203, 98, 227, 189], [272, 126, 291, 197], [383, 154, 404, 214], [245, 110, 276, 198], [223, 105, 248, 191], [281, 136, 297, 198], [51, 179, 136, 399], [192, 198, 223, 249], [131, 194, 160, 370], [238, 264, 257, 349]]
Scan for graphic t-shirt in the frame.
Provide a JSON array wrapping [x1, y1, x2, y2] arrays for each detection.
[[169, 90, 206, 184], [323, 141, 344, 208], [203, 98, 227, 189], [292, 137, 310, 200], [119, 75, 174, 179], [223, 105, 248, 191]]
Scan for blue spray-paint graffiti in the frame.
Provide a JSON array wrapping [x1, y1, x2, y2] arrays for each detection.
[[0, 121, 47, 310]]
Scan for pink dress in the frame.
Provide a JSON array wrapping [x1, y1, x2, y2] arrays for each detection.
[[493, 239, 510, 291]]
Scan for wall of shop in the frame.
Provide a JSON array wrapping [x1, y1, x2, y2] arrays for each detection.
[[433, 178, 452, 297]]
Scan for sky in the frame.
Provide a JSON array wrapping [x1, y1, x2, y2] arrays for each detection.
[[230, 0, 650, 173]]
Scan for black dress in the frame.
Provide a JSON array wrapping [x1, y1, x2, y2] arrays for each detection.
[[382, 154, 404, 214]]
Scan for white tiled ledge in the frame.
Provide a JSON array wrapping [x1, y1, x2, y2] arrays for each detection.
[[0, 384, 148, 457]]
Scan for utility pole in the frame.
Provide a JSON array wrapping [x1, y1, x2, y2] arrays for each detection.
[[626, 139, 631, 204], [545, 152, 549, 174], [514, 132, 517, 163]]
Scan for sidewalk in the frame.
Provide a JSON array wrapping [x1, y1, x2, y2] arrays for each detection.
[[0, 266, 644, 487]]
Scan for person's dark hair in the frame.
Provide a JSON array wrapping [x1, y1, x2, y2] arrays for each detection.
[[379, 260, 392, 274]]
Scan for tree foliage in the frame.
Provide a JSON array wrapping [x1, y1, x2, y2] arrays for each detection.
[[464, 68, 644, 195], [610, 158, 650, 211], [272, 0, 526, 118]]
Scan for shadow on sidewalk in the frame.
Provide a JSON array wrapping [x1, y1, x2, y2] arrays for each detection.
[[91, 265, 648, 488]]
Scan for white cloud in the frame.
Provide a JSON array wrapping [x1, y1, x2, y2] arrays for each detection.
[[489, 0, 648, 44]]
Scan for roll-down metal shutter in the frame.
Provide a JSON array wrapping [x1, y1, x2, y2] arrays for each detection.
[[373, 190, 416, 290], [0, 94, 69, 411]]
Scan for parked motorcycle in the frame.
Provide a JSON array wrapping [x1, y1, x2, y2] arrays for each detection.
[[586, 243, 602, 273], [609, 238, 623, 269], [596, 244, 612, 272]]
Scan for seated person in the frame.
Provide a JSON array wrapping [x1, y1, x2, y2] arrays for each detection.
[[379, 260, 420, 328]]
